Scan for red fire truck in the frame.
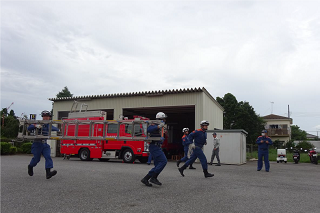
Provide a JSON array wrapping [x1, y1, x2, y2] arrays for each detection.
[[60, 111, 161, 163]]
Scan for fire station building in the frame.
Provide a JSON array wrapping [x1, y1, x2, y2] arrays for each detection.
[[49, 87, 248, 164], [50, 87, 224, 140]]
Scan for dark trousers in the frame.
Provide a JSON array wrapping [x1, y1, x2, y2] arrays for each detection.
[[184, 147, 208, 170], [29, 142, 53, 169], [147, 144, 167, 176], [180, 146, 189, 162], [257, 150, 270, 171]]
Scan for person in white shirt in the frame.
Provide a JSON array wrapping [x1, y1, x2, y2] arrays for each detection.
[[209, 132, 221, 166]]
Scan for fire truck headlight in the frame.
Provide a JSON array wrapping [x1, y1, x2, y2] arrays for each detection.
[[144, 141, 149, 152]]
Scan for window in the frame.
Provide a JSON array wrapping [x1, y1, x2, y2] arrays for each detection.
[[107, 124, 118, 133], [125, 124, 143, 136]]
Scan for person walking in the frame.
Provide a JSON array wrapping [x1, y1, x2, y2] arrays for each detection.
[[178, 120, 214, 178], [209, 132, 221, 166], [256, 130, 273, 172], [27, 110, 59, 179], [176, 128, 196, 169], [141, 112, 168, 186]]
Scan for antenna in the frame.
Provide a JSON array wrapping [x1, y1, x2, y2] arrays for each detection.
[[270, 102, 274, 114]]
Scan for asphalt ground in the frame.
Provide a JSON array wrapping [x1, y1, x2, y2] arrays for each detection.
[[1, 155, 319, 213]]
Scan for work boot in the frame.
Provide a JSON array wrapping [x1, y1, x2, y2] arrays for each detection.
[[176, 160, 182, 167], [189, 164, 196, 169], [203, 169, 214, 178], [46, 168, 57, 179], [141, 174, 152, 187], [178, 164, 187, 177], [149, 173, 162, 186], [28, 165, 34, 176]]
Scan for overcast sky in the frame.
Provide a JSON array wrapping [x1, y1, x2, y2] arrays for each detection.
[[1, 0, 319, 134]]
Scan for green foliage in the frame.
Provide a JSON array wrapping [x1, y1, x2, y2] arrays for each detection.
[[291, 125, 307, 141], [285, 140, 296, 149], [1, 142, 12, 155], [56, 86, 73, 98], [10, 146, 17, 154], [216, 93, 265, 144], [296, 141, 314, 150], [21, 142, 32, 154], [272, 139, 283, 149]]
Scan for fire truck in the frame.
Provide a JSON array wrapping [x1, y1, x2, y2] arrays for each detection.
[[60, 110, 154, 163], [17, 105, 166, 163]]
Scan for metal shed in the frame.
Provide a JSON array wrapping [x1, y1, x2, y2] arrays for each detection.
[[206, 129, 248, 165]]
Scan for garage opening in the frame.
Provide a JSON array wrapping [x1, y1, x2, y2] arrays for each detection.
[[123, 105, 195, 157]]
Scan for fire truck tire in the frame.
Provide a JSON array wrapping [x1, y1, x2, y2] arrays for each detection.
[[79, 148, 93, 161], [123, 149, 135, 163]]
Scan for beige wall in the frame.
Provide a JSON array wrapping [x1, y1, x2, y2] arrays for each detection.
[[52, 91, 224, 129]]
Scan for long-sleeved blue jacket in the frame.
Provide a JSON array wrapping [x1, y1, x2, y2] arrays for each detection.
[[182, 134, 192, 147], [188, 129, 207, 148], [256, 136, 273, 150]]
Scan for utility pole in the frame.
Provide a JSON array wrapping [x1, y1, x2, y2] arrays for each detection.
[[271, 102, 274, 114]]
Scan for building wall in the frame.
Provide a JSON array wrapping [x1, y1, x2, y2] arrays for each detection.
[[202, 92, 224, 130], [52, 92, 223, 129]]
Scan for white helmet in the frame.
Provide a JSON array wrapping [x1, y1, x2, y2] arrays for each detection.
[[200, 120, 209, 126], [156, 112, 167, 120], [182, 128, 189, 133]]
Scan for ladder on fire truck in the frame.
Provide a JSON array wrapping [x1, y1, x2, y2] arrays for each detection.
[[17, 102, 164, 142]]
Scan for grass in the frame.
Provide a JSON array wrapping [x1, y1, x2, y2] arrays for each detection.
[[247, 149, 312, 163]]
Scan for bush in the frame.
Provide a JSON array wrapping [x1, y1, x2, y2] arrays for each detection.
[[285, 140, 296, 149], [10, 146, 17, 154], [1, 142, 12, 155], [296, 141, 314, 151], [21, 142, 32, 154], [17, 147, 23, 153]]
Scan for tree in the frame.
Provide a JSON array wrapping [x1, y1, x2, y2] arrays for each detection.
[[291, 125, 307, 141], [0, 109, 19, 138], [56, 86, 73, 98], [216, 93, 265, 144]]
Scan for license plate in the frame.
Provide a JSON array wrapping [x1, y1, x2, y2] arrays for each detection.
[[313, 154, 317, 157], [294, 157, 297, 159]]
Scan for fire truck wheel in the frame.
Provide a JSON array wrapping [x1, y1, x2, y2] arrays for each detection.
[[79, 148, 93, 161], [123, 149, 135, 163]]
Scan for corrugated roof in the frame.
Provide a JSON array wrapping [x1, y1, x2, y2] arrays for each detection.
[[49, 87, 205, 101], [262, 114, 291, 120]]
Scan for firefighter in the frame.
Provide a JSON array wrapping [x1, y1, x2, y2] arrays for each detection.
[[256, 130, 273, 172], [27, 110, 59, 179], [178, 120, 214, 178], [141, 112, 168, 187], [176, 128, 196, 169]]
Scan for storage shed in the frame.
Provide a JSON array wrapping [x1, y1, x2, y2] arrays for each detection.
[[206, 129, 247, 165]]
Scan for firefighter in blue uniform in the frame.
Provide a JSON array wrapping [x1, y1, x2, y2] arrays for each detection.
[[27, 110, 59, 179], [256, 130, 273, 172], [178, 120, 214, 178], [141, 112, 168, 187], [176, 128, 196, 169]]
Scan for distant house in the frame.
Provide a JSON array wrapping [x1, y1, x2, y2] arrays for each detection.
[[262, 114, 293, 144], [306, 133, 318, 140]]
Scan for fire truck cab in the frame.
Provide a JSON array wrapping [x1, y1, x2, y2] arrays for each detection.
[[60, 111, 151, 163]]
